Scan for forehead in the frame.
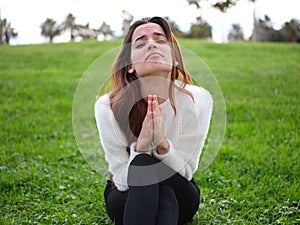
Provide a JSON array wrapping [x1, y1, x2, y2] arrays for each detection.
[[131, 23, 165, 41]]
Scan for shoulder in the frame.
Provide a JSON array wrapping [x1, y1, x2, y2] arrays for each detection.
[[175, 81, 213, 106], [94, 94, 113, 118], [95, 94, 110, 110], [183, 82, 210, 96], [185, 84, 213, 105]]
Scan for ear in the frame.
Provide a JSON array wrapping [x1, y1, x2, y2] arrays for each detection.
[[127, 64, 135, 73]]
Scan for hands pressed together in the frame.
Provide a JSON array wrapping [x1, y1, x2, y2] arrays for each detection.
[[135, 95, 169, 155]]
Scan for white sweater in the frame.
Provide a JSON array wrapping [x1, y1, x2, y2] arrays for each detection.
[[95, 82, 213, 191]]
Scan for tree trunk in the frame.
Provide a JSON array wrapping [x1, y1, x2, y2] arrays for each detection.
[[0, 23, 2, 45], [4, 31, 9, 44]]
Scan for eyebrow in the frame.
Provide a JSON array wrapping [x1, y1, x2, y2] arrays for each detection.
[[134, 32, 166, 42]]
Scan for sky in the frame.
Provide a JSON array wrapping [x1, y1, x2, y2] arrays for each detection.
[[1, 0, 299, 45]]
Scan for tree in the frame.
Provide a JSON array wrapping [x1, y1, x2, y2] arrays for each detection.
[[99, 21, 113, 40], [0, 7, 2, 45], [228, 24, 244, 42], [122, 10, 133, 36], [257, 15, 273, 41], [0, 18, 18, 45], [61, 13, 76, 41], [187, 0, 237, 12], [40, 18, 62, 43], [187, 0, 258, 12], [0, 10, 2, 45], [283, 19, 300, 43], [251, 15, 287, 42], [251, 15, 271, 41], [164, 17, 185, 38], [187, 16, 212, 39], [73, 23, 99, 40]]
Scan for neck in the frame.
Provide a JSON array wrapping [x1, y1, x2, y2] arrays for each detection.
[[139, 75, 171, 104]]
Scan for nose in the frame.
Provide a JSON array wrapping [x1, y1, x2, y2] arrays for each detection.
[[147, 39, 157, 50]]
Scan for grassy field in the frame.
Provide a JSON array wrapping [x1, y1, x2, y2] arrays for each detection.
[[0, 39, 299, 224]]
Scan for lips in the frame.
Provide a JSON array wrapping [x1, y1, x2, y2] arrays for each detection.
[[146, 52, 163, 61]]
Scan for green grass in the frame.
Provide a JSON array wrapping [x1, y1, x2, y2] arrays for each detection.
[[1, 39, 299, 224]]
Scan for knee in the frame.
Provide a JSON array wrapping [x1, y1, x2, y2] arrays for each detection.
[[159, 186, 179, 212], [128, 154, 160, 186], [130, 153, 158, 166]]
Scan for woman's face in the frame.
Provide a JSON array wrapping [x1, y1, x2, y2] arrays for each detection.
[[128, 23, 173, 78]]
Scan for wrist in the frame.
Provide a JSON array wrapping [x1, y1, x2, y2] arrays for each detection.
[[136, 141, 151, 153], [156, 139, 169, 155]]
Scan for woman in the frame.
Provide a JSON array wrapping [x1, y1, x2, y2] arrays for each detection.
[[95, 17, 213, 225]]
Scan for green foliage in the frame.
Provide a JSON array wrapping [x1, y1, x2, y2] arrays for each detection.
[[1, 40, 299, 224], [187, 0, 238, 12], [0, 18, 18, 45], [253, 16, 300, 43], [228, 24, 244, 42], [187, 16, 212, 39]]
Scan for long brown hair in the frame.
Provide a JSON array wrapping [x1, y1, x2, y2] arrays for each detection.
[[109, 17, 192, 151]]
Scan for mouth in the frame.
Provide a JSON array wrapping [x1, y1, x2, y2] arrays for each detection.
[[146, 52, 163, 61]]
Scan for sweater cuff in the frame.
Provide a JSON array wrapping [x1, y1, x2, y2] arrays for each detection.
[[152, 139, 174, 160], [128, 142, 152, 164]]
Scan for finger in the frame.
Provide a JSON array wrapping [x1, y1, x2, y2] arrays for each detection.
[[148, 95, 153, 107], [146, 109, 153, 120], [147, 95, 153, 116], [153, 116, 165, 146], [152, 95, 160, 117]]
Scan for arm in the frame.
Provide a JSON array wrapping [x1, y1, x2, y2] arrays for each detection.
[[152, 87, 213, 180], [95, 95, 134, 191]]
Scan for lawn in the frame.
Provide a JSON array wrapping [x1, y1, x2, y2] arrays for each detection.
[[0, 39, 299, 224]]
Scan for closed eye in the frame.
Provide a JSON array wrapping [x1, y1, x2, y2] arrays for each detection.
[[135, 42, 146, 49], [156, 39, 166, 44]]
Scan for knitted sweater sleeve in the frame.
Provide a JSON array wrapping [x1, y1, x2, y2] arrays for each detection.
[[152, 86, 213, 180], [94, 95, 132, 191]]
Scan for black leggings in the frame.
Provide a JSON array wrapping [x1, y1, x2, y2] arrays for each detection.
[[104, 154, 200, 225]]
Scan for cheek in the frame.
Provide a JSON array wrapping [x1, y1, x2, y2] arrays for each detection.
[[130, 48, 143, 64], [163, 47, 173, 63]]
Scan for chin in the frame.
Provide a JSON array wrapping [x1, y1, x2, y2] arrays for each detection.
[[146, 61, 172, 71]]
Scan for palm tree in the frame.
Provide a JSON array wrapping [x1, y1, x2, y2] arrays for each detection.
[[0, 18, 18, 45], [40, 18, 62, 43], [61, 13, 76, 41]]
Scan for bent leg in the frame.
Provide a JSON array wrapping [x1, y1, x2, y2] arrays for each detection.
[[160, 174, 200, 225], [105, 187, 128, 225], [155, 186, 179, 225], [105, 154, 200, 225], [124, 154, 160, 225]]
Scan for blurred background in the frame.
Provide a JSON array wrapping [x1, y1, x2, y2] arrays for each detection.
[[1, 1, 299, 224], [1, 0, 299, 45]]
